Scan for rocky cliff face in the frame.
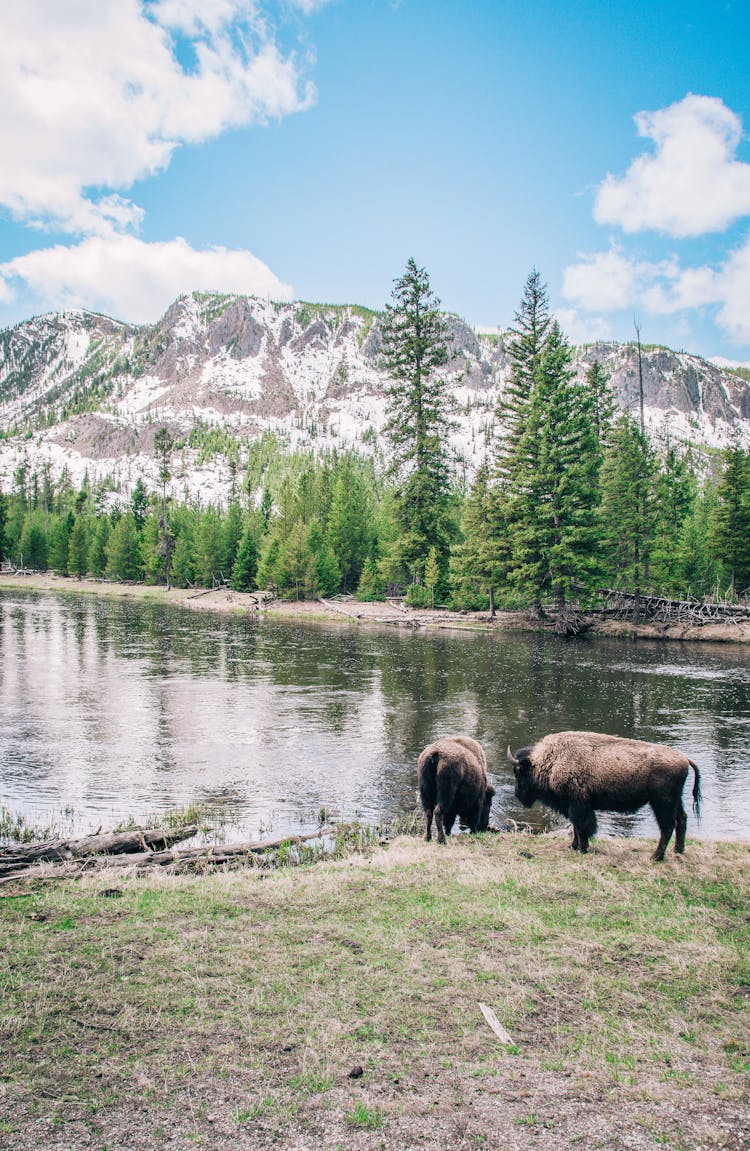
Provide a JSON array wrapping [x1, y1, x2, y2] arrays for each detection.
[[1, 292, 748, 503]]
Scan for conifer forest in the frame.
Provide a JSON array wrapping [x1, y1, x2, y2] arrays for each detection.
[[1, 265, 749, 612]]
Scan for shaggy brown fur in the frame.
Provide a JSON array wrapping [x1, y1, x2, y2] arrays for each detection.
[[418, 736, 495, 844], [509, 730, 702, 861]]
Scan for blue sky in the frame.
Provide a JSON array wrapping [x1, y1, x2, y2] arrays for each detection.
[[1, 0, 749, 361]]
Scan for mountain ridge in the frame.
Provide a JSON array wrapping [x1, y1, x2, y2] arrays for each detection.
[[1, 292, 749, 505]]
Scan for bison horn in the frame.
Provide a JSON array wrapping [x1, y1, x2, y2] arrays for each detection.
[[507, 745, 518, 765]]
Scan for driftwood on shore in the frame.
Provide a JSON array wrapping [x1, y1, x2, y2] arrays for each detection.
[[602, 589, 750, 626], [0, 829, 328, 887], [0, 826, 198, 873]]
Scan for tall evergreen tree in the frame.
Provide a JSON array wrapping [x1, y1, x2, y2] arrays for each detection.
[[231, 520, 260, 591], [326, 456, 374, 592], [381, 258, 455, 590], [88, 516, 111, 578], [130, 477, 149, 530], [0, 489, 8, 561], [449, 461, 506, 613], [491, 270, 553, 612], [650, 442, 697, 593], [585, 361, 615, 453], [48, 513, 73, 576], [514, 321, 601, 608], [68, 515, 91, 578], [488, 277, 603, 611], [599, 414, 657, 615], [493, 269, 552, 491], [710, 439, 750, 595], [154, 428, 175, 589], [105, 514, 142, 581]]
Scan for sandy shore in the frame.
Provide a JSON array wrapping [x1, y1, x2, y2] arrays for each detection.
[[2, 570, 750, 642]]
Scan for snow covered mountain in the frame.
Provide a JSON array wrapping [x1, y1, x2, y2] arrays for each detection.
[[1, 292, 749, 504]]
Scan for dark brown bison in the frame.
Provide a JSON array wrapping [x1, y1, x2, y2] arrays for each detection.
[[418, 736, 495, 844], [508, 730, 702, 861]]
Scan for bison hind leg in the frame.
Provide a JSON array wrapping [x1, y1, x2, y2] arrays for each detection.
[[570, 802, 597, 854], [423, 807, 434, 842], [442, 810, 457, 837], [674, 801, 688, 854], [650, 799, 678, 861]]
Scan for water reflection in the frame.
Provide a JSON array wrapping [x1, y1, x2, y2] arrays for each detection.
[[0, 589, 748, 841]]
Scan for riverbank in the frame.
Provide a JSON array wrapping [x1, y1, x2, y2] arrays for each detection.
[[1, 834, 747, 1151], [3, 571, 750, 643]]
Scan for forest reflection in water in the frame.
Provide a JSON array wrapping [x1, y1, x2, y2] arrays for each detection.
[[1, 589, 748, 842]]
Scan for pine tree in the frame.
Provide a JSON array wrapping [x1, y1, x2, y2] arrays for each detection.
[[231, 521, 260, 591], [491, 270, 553, 612], [130, 477, 149, 531], [490, 284, 602, 611], [154, 428, 175, 589], [585, 361, 616, 451], [494, 269, 552, 492], [105, 514, 142, 581], [68, 515, 91, 578], [356, 554, 383, 601], [19, 515, 48, 570], [381, 258, 455, 591], [88, 517, 111, 578], [710, 439, 750, 596], [194, 508, 225, 587], [326, 456, 374, 593], [673, 486, 719, 598], [599, 414, 657, 615], [449, 462, 506, 612], [48, 513, 73, 576], [0, 489, 7, 561], [424, 546, 440, 608], [307, 519, 341, 597], [650, 442, 697, 593]]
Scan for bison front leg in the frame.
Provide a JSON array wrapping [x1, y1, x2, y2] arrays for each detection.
[[569, 802, 597, 853]]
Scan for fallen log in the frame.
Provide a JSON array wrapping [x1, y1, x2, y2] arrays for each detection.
[[0, 825, 198, 871], [318, 597, 362, 619], [0, 830, 327, 887]]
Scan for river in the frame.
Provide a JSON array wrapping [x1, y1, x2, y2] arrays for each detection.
[[1, 590, 748, 842]]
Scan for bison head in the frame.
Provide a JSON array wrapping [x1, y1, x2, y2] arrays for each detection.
[[508, 746, 536, 808]]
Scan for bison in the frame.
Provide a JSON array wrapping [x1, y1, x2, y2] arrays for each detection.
[[418, 735, 495, 844], [508, 730, 702, 861]]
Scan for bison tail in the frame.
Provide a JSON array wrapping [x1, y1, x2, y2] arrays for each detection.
[[689, 760, 702, 822]]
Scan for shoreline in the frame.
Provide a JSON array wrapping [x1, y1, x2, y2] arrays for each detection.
[[2, 570, 750, 643]]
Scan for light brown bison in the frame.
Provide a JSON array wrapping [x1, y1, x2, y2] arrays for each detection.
[[418, 736, 495, 844], [508, 731, 702, 860]]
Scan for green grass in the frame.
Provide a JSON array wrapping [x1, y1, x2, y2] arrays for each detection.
[[0, 835, 747, 1149]]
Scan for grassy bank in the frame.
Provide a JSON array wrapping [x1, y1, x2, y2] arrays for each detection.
[[1, 835, 748, 1150]]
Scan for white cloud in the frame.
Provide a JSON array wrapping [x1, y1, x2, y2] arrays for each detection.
[[562, 235, 750, 345], [595, 94, 750, 237], [0, 234, 293, 323], [554, 309, 612, 345], [712, 238, 750, 343], [0, 0, 314, 237], [562, 245, 678, 312]]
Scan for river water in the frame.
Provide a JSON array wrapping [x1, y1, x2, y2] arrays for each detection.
[[1, 590, 749, 842]]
